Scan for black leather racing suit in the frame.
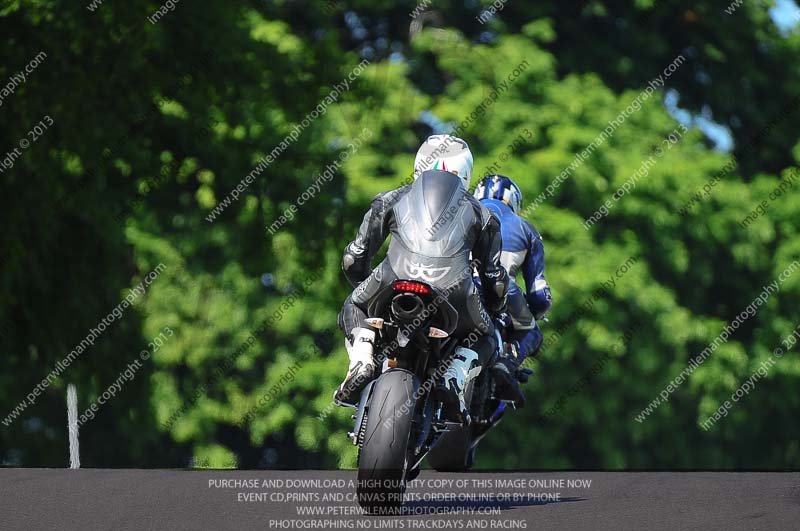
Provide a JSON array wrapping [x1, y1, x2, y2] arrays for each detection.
[[338, 169, 509, 365]]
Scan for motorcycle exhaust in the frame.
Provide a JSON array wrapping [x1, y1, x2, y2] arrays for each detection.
[[390, 293, 424, 323]]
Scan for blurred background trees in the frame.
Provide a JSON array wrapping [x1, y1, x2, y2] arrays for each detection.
[[1, 0, 798, 469]]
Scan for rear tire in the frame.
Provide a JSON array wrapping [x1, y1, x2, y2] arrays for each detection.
[[426, 424, 474, 472], [357, 369, 418, 515]]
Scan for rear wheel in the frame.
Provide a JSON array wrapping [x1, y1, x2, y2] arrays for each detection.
[[357, 369, 418, 515], [426, 424, 474, 472]]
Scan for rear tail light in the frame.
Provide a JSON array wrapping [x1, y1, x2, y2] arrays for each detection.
[[392, 281, 430, 294]]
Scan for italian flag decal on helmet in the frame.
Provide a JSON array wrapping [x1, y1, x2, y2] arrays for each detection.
[[414, 134, 473, 189]]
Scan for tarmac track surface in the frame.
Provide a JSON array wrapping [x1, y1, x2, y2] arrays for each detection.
[[1, 469, 799, 530]]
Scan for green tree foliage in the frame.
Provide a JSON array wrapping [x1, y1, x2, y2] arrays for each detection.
[[1, 1, 798, 469]]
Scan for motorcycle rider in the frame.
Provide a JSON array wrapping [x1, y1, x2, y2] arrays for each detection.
[[473, 174, 552, 404], [335, 134, 509, 422]]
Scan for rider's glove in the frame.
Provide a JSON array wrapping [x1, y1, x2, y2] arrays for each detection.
[[517, 367, 534, 383], [496, 312, 513, 330]]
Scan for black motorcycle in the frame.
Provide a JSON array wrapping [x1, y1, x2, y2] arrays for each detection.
[[336, 278, 528, 514]]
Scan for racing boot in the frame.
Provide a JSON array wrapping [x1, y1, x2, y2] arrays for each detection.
[[491, 340, 526, 406], [334, 327, 376, 404], [435, 347, 481, 423]]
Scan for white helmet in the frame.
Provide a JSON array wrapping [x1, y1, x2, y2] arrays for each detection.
[[413, 134, 473, 189]]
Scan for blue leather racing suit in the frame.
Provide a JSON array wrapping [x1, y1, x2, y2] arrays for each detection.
[[480, 198, 552, 362]]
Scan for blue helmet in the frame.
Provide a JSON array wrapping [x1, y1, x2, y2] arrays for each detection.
[[473, 174, 522, 213]]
